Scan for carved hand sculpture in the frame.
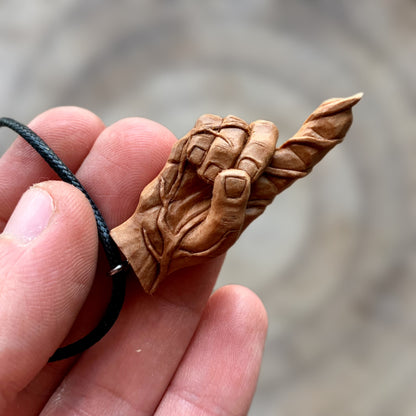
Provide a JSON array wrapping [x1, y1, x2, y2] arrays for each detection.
[[110, 93, 362, 293]]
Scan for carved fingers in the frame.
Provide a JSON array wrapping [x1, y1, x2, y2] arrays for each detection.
[[174, 118, 279, 258], [186, 114, 223, 166], [110, 94, 362, 294], [249, 93, 363, 214], [181, 169, 251, 254], [187, 115, 249, 182], [186, 114, 279, 184], [236, 120, 279, 181]]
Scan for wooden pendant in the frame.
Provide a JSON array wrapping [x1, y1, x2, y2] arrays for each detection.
[[110, 93, 363, 293]]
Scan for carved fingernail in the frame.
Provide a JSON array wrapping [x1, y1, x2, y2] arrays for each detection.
[[188, 146, 205, 165], [238, 158, 258, 179], [204, 164, 221, 182], [225, 176, 247, 198]]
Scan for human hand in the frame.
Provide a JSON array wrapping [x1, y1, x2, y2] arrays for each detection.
[[0, 108, 267, 415], [111, 94, 362, 293]]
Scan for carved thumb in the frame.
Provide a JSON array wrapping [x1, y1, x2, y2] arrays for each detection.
[[184, 169, 251, 254]]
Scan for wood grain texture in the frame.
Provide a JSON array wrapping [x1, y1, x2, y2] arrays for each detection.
[[111, 95, 361, 294], [0, 1, 415, 414]]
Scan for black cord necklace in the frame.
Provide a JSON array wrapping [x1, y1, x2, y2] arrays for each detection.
[[0, 117, 127, 362]]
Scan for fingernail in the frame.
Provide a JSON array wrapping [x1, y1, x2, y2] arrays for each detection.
[[237, 158, 258, 179], [188, 146, 205, 165], [3, 187, 55, 243], [204, 164, 221, 182], [225, 176, 247, 198]]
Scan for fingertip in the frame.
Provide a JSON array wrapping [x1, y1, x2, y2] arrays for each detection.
[[30, 105, 104, 127], [76, 117, 178, 228], [203, 169, 250, 235], [215, 169, 251, 201], [249, 119, 279, 138], [4, 179, 99, 293], [187, 114, 222, 167], [0, 180, 98, 398], [2, 185, 55, 244], [1, 179, 97, 252], [237, 120, 279, 181], [156, 284, 267, 414], [28, 106, 105, 155], [106, 116, 177, 157], [210, 284, 268, 340], [36, 180, 98, 245], [0, 106, 106, 228], [90, 116, 177, 185]]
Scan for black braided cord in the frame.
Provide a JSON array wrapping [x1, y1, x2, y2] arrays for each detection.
[[0, 117, 127, 362]]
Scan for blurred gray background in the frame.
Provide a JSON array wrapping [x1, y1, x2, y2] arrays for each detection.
[[1, 0, 415, 414]]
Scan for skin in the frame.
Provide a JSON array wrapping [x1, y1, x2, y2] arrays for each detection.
[[111, 114, 279, 293], [0, 107, 268, 416]]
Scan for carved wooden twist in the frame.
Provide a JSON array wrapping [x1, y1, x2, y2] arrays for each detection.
[[110, 93, 362, 293]]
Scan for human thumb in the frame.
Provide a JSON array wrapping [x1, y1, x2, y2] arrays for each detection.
[[183, 169, 251, 254], [0, 181, 98, 408]]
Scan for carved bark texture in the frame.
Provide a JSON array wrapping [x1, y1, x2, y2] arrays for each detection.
[[110, 93, 362, 293]]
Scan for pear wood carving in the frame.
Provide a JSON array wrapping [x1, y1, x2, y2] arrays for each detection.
[[110, 93, 362, 293]]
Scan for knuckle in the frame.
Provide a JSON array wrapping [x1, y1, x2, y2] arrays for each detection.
[[222, 114, 249, 131], [194, 113, 223, 129]]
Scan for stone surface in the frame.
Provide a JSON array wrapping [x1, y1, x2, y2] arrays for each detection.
[[0, 1, 415, 414]]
